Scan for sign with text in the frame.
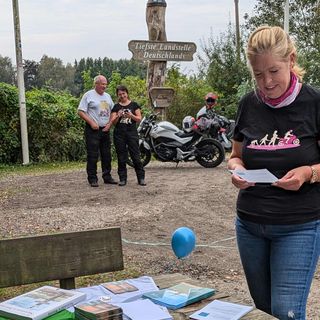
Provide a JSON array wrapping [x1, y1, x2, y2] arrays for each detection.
[[149, 87, 175, 108], [128, 40, 197, 61]]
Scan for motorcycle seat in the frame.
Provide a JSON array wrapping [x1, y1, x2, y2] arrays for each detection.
[[175, 131, 194, 138]]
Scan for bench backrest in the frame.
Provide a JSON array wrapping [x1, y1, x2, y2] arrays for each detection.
[[0, 228, 124, 289]]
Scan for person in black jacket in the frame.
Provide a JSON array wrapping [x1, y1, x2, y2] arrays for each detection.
[[110, 85, 146, 186]]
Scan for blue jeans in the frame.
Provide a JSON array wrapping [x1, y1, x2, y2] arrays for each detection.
[[236, 217, 320, 320]]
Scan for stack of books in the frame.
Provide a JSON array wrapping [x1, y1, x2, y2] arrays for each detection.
[[74, 300, 123, 320], [143, 282, 215, 310]]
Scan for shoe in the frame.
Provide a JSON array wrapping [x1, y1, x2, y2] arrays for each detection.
[[138, 179, 147, 186], [104, 177, 118, 185], [90, 181, 99, 187], [118, 180, 127, 186]]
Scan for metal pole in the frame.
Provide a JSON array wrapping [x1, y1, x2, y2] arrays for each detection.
[[234, 0, 240, 60], [284, 0, 289, 33], [12, 0, 29, 164]]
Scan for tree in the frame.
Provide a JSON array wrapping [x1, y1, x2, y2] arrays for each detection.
[[244, 0, 320, 86], [198, 24, 250, 117], [23, 59, 39, 90], [164, 65, 214, 127], [0, 55, 15, 85], [37, 55, 76, 92]]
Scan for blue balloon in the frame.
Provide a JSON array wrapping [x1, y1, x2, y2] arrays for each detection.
[[171, 227, 196, 259]]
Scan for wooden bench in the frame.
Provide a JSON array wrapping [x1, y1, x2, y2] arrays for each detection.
[[0, 228, 124, 290]]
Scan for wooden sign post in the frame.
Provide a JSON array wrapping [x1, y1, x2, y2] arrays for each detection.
[[146, 0, 167, 92], [128, 0, 197, 118]]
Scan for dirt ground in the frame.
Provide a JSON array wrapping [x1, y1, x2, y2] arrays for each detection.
[[0, 159, 319, 319]]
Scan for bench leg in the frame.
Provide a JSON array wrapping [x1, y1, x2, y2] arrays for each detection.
[[60, 278, 75, 289]]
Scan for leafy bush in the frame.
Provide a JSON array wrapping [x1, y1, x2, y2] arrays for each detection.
[[0, 83, 86, 164], [0, 83, 21, 163]]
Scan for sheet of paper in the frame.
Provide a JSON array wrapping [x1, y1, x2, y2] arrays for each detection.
[[190, 299, 253, 320], [229, 169, 278, 183], [115, 299, 172, 320]]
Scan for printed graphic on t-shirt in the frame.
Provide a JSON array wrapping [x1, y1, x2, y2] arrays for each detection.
[[247, 129, 300, 150], [99, 101, 110, 121], [120, 116, 132, 125]]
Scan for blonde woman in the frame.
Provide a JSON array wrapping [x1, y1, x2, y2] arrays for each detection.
[[228, 26, 320, 319]]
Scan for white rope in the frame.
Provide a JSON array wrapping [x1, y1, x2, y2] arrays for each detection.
[[122, 236, 237, 249]]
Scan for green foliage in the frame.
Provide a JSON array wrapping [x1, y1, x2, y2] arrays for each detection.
[[0, 83, 86, 164], [26, 88, 85, 162], [198, 24, 250, 118], [74, 57, 147, 96], [82, 70, 94, 93], [0, 83, 20, 163], [164, 66, 214, 127], [244, 0, 320, 87], [107, 72, 148, 109], [0, 55, 15, 85]]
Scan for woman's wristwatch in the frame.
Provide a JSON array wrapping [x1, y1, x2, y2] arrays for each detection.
[[310, 166, 318, 184]]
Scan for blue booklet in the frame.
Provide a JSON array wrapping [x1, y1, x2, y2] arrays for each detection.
[[143, 282, 215, 310]]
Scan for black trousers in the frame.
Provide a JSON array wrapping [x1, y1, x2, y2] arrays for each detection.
[[85, 124, 112, 183], [113, 129, 145, 182]]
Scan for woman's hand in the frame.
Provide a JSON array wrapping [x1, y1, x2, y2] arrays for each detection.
[[231, 173, 255, 189], [273, 166, 311, 191], [117, 110, 124, 118]]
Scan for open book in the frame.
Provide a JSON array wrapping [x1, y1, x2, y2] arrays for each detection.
[[143, 282, 215, 310], [0, 286, 86, 320]]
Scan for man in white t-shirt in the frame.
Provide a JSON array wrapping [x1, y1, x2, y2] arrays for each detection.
[[78, 75, 117, 187]]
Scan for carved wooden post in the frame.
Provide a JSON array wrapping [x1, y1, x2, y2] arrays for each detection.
[[146, 0, 167, 93]]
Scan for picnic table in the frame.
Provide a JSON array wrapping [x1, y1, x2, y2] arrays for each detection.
[[152, 273, 277, 320]]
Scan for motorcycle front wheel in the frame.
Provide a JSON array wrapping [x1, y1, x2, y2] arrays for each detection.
[[195, 139, 225, 168], [126, 144, 152, 168]]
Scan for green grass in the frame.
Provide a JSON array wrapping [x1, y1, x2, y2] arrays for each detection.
[[0, 162, 86, 179], [0, 267, 142, 302]]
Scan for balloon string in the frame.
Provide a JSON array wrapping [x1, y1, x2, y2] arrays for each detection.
[[122, 236, 236, 249]]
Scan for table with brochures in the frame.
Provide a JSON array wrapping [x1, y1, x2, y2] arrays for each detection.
[[152, 273, 277, 320], [0, 273, 277, 320]]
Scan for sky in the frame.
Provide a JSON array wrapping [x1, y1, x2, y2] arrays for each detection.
[[0, 0, 256, 74]]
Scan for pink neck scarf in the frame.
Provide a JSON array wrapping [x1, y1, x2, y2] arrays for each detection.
[[258, 73, 301, 108]]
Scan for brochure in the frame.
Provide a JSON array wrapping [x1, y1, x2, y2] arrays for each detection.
[[0, 286, 86, 320], [190, 299, 253, 320]]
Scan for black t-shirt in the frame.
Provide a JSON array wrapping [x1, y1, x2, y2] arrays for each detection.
[[112, 101, 140, 132], [233, 84, 320, 224]]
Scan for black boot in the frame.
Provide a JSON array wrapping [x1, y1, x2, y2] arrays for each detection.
[[118, 180, 127, 186], [138, 178, 146, 186]]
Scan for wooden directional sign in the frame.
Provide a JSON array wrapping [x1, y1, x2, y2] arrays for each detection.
[[149, 87, 175, 108], [128, 40, 197, 62]]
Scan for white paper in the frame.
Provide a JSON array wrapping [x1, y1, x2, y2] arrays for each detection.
[[115, 299, 172, 320], [229, 169, 278, 183], [190, 300, 253, 320]]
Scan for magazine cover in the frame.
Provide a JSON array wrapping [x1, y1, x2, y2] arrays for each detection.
[[102, 281, 138, 294], [143, 282, 215, 310], [0, 286, 86, 320]]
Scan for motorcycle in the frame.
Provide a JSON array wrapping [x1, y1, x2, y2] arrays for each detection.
[[197, 109, 235, 152], [127, 112, 225, 168]]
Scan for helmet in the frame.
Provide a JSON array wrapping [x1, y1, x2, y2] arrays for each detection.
[[182, 116, 195, 133], [205, 92, 218, 106]]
